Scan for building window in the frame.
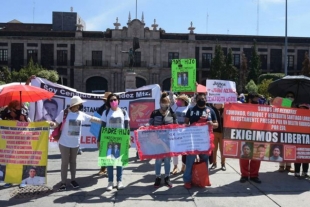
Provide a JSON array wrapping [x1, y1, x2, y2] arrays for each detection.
[[27, 49, 38, 63], [202, 53, 212, 68], [0, 49, 8, 63], [233, 54, 240, 68], [57, 50, 68, 66], [287, 55, 294, 70], [270, 49, 282, 72], [168, 52, 179, 67], [92, 51, 102, 66], [134, 51, 141, 67], [260, 55, 267, 70]]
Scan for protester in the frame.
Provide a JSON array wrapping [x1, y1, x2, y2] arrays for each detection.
[[100, 93, 130, 191], [239, 92, 262, 184], [169, 93, 190, 174], [49, 96, 102, 191], [294, 103, 310, 177], [210, 103, 226, 171], [183, 93, 218, 189], [149, 92, 177, 188], [96, 92, 111, 176], [278, 91, 295, 173]]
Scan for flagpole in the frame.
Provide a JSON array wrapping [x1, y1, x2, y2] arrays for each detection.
[[136, 0, 137, 19], [284, 0, 288, 76]]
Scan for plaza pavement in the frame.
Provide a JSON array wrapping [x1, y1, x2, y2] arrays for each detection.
[[0, 148, 309, 207]]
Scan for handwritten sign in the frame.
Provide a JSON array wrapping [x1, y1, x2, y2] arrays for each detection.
[[206, 79, 237, 103], [171, 58, 196, 92]]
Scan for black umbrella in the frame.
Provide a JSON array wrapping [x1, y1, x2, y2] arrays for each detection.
[[267, 75, 310, 104]]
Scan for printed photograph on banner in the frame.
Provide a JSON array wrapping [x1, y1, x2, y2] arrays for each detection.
[[0, 164, 6, 182], [269, 144, 283, 162], [223, 140, 238, 156], [68, 120, 82, 136], [252, 143, 270, 161], [284, 145, 296, 161], [138, 131, 170, 155], [21, 166, 46, 185], [240, 142, 253, 159], [171, 58, 196, 92], [34, 97, 65, 121], [129, 99, 155, 130]]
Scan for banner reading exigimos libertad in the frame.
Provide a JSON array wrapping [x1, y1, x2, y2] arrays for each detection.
[[0, 121, 49, 185], [98, 128, 130, 167], [171, 58, 196, 92]]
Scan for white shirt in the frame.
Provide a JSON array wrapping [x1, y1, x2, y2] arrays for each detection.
[[101, 108, 130, 129], [21, 176, 45, 185], [55, 110, 92, 148], [171, 103, 189, 124]]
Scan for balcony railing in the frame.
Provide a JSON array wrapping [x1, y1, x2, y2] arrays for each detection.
[[85, 60, 108, 67], [124, 61, 147, 68]]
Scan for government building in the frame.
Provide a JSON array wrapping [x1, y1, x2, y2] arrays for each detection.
[[0, 11, 309, 93]]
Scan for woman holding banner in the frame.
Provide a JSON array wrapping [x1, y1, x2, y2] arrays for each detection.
[[49, 96, 102, 191], [149, 92, 178, 188], [100, 93, 130, 191]]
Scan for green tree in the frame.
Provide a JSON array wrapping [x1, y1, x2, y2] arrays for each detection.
[[239, 53, 248, 92], [245, 80, 258, 93], [210, 44, 225, 79], [247, 41, 261, 83], [222, 48, 238, 83], [11, 59, 59, 82], [301, 52, 310, 77], [0, 66, 12, 84], [258, 79, 273, 98], [258, 73, 285, 84]]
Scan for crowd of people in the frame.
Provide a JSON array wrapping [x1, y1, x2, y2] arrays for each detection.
[[0, 77, 309, 191]]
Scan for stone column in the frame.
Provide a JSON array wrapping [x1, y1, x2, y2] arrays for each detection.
[[125, 72, 137, 89]]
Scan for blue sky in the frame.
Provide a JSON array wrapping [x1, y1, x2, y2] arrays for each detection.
[[1, 0, 309, 37]]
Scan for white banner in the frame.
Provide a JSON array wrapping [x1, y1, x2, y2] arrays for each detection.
[[29, 78, 161, 148], [206, 79, 237, 104]]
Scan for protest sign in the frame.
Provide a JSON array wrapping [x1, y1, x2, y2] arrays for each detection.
[[29, 78, 161, 148], [98, 128, 130, 166], [171, 58, 196, 92], [223, 103, 310, 163], [135, 124, 213, 160], [0, 120, 49, 184], [206, 79, 237, 103], [272, 97, 292, 108], [90, 112, 102, 139]]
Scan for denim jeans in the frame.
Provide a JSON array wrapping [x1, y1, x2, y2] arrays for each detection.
[[155, 157, 171, 177], [183, 154, 209, 183], [107, 166, 123, 182]]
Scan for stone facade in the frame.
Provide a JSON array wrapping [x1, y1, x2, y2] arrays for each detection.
[[0, 13, 310, 93]]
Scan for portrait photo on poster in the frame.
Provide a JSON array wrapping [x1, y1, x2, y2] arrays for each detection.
[[177, 72, 188, 86], [240, 142, 253, 159], [34, 96, 65, 121], [252, 143, 270, 161], [269, 144, 283, 162], [0, 164, 7, 182], [21, 165, 46, 186]]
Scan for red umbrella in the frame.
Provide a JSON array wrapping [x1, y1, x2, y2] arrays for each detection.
[[0, 84, 54, 106]]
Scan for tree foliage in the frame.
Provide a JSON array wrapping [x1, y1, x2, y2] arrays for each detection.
[[301, 52, 310, 77], [258, 79, 273, 98], [247, 41, 261, 83], [245, 80, 258, 93], [210, 44, 225, 79], [258, 73, 285, 84], [0, 66, 12, 84], [222, 48, 238, 83], [238, 53, 248, 92]]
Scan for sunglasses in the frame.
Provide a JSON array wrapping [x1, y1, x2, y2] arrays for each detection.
[[110, 99, 118, 102]]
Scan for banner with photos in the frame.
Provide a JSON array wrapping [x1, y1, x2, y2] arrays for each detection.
[[171, 58, 196, 92]]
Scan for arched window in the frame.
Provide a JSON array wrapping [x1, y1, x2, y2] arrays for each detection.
[[86, 77, 108, 93]]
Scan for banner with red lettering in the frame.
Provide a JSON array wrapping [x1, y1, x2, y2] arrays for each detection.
[[134, 124, 214, 160], [223, 103, 310, 163], [206, 79, 237, 103], [29, 78, 161, 148]]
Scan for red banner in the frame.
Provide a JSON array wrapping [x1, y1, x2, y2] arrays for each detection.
[[223, 103, 310, 163], [134, 123, 214, 160]]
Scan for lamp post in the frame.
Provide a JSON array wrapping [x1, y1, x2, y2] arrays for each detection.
[[284, 0, 288, 75]]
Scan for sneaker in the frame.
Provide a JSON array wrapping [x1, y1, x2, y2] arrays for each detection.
[[302, 172, 309, 177], [278, 166, 285, 172], [295, 172, 301, 177], [58, 183, 66, 191], [3, 183, 12, 188], [250, 177, 262, 184], [136, 151, 140, 159], [171, 166, 178, 175], [77, 148, 83, 155], [117, 181, 124, 190], [154, 177, 161, 188], [184, 182, 192, 189], [107, 182, 114, 191], [240, 176, 248, 183], [70, 180, 79, 189], [164, 176, 173, 188], [98, 167, 107, 176], [221, 164, 226, 171], [210, 163, 217, 169]]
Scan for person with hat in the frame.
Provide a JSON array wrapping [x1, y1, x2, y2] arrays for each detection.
[[48, 96, 103, 191], [169, 93, 190, 174], [96, 92, 111, 176]]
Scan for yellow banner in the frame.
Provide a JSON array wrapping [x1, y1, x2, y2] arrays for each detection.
[[0, 120, 49, 185]]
